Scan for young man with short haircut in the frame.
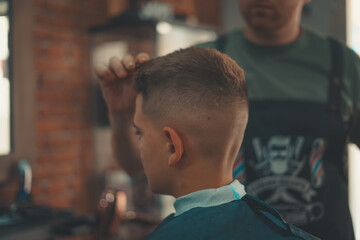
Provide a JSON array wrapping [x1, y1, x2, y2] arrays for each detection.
[[132, 47, 317, 239]]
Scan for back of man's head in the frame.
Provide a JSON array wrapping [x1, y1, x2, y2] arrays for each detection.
[[135, 47, 248, 169]]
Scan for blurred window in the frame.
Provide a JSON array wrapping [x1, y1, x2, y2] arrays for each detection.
[[156, 22, 217, 57], [0, 0, 11, 155], [347, 0, 360, 55]]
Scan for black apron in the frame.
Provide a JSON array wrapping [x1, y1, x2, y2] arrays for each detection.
[[230, 39, 355, 240]]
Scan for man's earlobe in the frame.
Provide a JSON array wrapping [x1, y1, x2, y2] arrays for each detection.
[[163, 126, 184, 167]]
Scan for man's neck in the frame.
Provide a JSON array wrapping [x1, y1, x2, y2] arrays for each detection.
[[243, 24, 301, 46], [171, 167, 234, 198]]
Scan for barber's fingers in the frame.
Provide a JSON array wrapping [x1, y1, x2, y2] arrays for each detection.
[[95, 53, 150, 85], [135, 53, 150, 64], [122, 54, 136, 72], [109, 56, 127, 78], [95, 64, 117, 85], [109, 53, 150, 77]]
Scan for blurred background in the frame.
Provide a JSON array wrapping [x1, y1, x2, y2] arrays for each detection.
[[0, 0, 359, 239]]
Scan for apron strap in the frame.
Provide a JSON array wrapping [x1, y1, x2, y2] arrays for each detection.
[[327, 38, 344, 113], [327, 38, 350, 183]]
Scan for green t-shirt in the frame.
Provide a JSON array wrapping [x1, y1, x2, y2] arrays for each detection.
[[197, 28, 360, 146]]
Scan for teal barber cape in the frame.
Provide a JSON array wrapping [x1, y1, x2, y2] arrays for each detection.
[[144, 181, 318, 240]]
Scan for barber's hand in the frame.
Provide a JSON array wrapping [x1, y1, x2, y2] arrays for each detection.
[[95, 53, 150, 118]]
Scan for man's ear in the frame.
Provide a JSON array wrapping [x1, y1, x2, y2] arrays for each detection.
[[163, 126, 184, 168]]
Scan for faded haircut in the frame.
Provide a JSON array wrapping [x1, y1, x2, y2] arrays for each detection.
[[134, 47, 248, 123]]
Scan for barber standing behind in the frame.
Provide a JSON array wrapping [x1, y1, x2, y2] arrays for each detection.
[[95, 0, 360, 239]]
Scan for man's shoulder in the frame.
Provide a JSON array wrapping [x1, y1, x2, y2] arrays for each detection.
[[145, 197, 318, 240], [242, 195, 320, 240]]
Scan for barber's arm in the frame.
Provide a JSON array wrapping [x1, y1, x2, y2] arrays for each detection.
[[95, 53, 150, 177]]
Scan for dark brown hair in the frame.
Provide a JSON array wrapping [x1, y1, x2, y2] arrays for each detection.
[[134, 47, 248, 121]]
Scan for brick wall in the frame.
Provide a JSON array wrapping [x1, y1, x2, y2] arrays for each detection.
[[32, 0, 108, 213]]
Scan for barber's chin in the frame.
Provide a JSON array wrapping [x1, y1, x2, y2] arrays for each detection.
[[250, 7, 273, 16], [249, 19, 277, 32], [247, 11, 276, 25]]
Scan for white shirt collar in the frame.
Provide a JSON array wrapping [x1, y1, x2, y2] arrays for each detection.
[[173, 180, 246, 217]]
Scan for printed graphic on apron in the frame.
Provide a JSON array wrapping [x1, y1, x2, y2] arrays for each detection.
[[245, 135, 327, 225]]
